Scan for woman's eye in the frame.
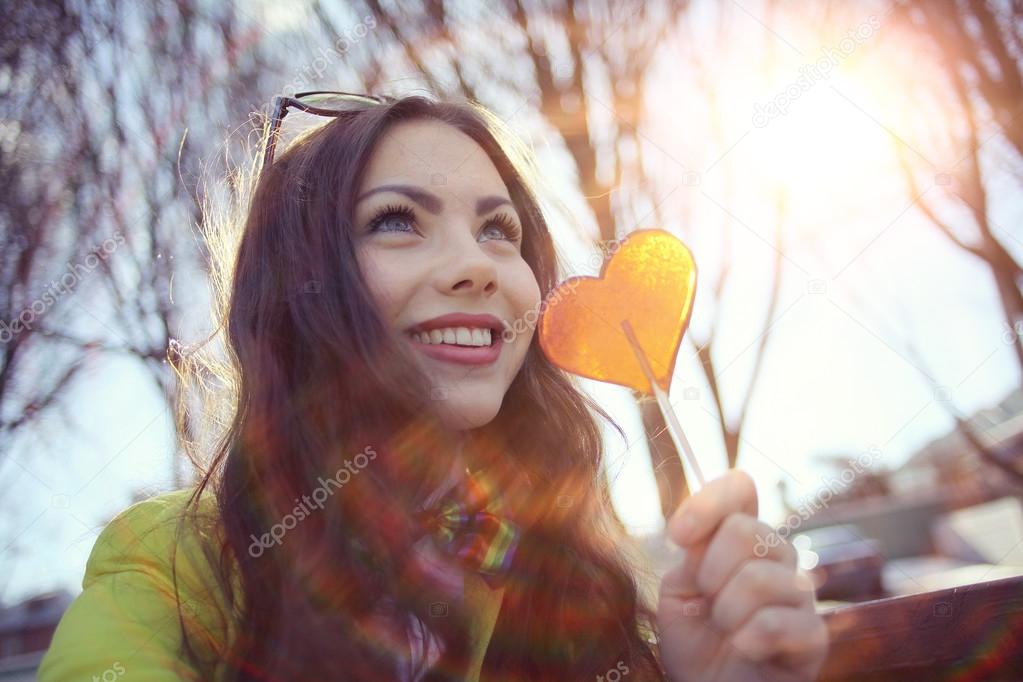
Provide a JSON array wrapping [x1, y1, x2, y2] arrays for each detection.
[[479, 224, 507, 241], [377, 215, 414, 233], [367, 206, 417, 234], [479, 216, 522, 244]]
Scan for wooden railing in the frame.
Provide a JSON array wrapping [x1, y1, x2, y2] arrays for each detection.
[[819, 574, 1023, 680]]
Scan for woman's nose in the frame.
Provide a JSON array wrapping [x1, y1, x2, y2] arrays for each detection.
[[442, 229, 498, 295]]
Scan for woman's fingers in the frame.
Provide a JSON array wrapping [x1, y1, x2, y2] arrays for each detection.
[[658, 470, 829, 682], [658, 546, 704, 602], [696, 513, 798, 596], [709, 560, 815, 635], [730, 605, 829, 665], [667, 470, 758, 548]]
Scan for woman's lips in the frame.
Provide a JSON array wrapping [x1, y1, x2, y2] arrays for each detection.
[[407, 333, 503, 366]]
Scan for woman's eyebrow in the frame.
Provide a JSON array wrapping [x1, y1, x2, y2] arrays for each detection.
[[356, 183, 512, 216]]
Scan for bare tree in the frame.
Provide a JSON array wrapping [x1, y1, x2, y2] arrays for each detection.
[[0, 0, 270, 488], [890, 0, 1023, 377]]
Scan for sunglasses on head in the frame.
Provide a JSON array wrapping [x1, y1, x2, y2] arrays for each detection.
[[260, 90, 396, 172]]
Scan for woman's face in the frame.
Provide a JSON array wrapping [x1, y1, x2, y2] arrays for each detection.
[[353, 119, 541, 432]]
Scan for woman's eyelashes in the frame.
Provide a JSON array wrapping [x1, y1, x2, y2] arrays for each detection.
[[366, 204, 419, 235], [482, 212, 522, 243], [365, 203, 522, 244]]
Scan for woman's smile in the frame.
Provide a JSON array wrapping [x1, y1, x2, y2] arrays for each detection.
[[407, 330, 504, 366], [404, 311, 507, 366]]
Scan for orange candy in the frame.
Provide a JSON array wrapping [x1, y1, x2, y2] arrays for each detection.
[[538, 229, 697, 395]]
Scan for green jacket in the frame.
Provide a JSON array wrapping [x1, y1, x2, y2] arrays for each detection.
[[38, 489, 506, 681]]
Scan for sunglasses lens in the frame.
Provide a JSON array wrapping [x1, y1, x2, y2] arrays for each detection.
[[298, 92, 385, 111]]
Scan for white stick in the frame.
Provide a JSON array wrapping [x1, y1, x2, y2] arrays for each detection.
[[621, 320, 706, 491]]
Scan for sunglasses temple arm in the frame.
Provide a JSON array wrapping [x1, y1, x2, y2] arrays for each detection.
[[262, 98, 289, 170]]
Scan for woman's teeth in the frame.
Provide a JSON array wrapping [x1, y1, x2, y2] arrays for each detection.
[[409, 327, 493, 347]]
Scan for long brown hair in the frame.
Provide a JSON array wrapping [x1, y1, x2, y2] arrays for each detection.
[[169, 93, 666, 681]]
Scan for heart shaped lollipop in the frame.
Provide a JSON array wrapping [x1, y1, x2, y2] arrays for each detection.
[[539, 229, 696, 393], [538, 228, 705, 488]]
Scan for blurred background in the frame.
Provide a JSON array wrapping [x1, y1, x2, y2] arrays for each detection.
[[2, 0, 1022, 675]]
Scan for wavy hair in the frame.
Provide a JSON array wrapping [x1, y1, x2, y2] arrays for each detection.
[[168, 93, 667, 681]]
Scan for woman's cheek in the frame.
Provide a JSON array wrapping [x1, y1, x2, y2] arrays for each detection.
[[511, 263, 542, 324], [356, 249, 407, 319]]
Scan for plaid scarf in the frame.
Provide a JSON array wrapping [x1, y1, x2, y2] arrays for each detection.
[[414, 466, 521, 589]]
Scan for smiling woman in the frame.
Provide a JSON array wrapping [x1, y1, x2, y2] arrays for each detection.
[[38, 94, 669, 682]]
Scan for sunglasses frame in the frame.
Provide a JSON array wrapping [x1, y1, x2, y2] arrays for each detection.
[[260, 90, 395, 172]]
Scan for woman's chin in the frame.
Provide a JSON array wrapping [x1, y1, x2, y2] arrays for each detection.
[[433, 397, 502, 432]]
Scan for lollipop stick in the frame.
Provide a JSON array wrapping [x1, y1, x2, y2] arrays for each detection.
[[621, 320, 706, 491]]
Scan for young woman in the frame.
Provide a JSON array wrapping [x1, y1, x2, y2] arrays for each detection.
[[39, 93, 827, 681]]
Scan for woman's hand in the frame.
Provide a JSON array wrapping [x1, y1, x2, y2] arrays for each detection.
[[656, 471, 828, 682]]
